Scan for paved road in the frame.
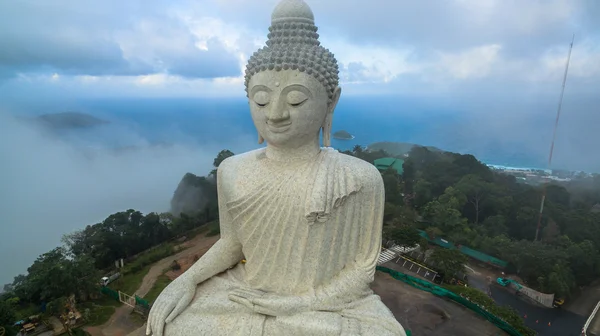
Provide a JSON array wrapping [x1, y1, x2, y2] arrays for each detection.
[[489, 284, 585, 336]]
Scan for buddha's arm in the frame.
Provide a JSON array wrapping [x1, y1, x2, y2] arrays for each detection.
[[311, 170, 384, 310], [185, 162, 244, 285]]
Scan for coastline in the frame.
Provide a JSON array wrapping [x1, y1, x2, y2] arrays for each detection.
[[485, 163, 550, 173], [333, 135, 355, 141]]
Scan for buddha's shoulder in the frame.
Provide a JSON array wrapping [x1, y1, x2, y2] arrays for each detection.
[[332, 150, 383, 185], [217, 148, 265, 176]]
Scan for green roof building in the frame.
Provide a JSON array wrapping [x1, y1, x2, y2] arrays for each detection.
[[374, 157, 404, 175]]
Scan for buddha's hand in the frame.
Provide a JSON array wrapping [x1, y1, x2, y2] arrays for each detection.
[[228, 288, 313, 316], [146, 274, 197, 336]]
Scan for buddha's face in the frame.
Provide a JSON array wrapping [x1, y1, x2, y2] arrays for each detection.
[[248, 70, 338, 149]]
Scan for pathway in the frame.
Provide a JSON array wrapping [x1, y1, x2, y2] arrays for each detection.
[[85, 234, 219, 336]]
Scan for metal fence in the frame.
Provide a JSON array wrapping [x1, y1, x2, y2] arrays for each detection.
[[393, 255, 438, 282]]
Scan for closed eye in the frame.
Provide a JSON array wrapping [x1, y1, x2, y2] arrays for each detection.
[[253, 91, 270, 107], [287, 91, 308, 107]]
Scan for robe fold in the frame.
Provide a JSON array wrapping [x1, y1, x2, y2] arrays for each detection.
[[165, 148, 406, 336]]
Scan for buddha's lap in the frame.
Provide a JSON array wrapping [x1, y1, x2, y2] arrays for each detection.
[[164, 267, 404, 335], [166, 304, 403, 336]]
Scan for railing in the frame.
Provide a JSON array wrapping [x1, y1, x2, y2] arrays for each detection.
[[377, 244, 418, 265], [582, 300, 600, 336]]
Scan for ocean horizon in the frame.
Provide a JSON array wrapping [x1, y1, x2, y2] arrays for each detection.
[[5, 96, 563, 171]]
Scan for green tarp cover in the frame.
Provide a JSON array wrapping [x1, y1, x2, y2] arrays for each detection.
[[418, 230, 508, 268]]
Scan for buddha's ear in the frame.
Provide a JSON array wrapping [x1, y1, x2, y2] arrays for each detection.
[[322, 87, 341, 147], [328, 86, 342, 114]]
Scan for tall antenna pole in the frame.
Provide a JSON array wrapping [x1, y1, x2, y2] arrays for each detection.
[[534, 34, 574, 241]]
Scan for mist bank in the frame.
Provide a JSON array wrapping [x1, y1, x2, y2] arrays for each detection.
[[0, 110, 255, 286]]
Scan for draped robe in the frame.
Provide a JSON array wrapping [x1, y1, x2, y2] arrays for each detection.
[[165, 148, 406, 336]]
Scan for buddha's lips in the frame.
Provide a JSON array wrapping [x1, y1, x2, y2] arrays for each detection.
[[267, 121, 292, 132]]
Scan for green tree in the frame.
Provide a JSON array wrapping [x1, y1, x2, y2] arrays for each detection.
[[387, 224, 420, 249], [542, 219, 561, 243], [425, 227, 443, 241], [352, 145, 363, 156], [541, 261, 575, 298], [422, 200, 468, 235], [413, 179, 433, 208], [382, 168, 402, 205], [213, 149, 234, 168], [456, 174, 493, 224], [0, 299, 16, 335], [19, 248, 99, 303], [429, 248, 467, 282], [567, 240, 600, 286], [402, 160, 416, 196], [210, 149, 234, 176]]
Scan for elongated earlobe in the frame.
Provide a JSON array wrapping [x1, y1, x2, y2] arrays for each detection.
[[322, 128, 330, 147], [258, 133, 264, 144], [322, 87, 340, 148], [322, 116, 332, 147]]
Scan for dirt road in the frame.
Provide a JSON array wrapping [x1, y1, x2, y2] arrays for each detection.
[[136, 234, 219, 298], [85, 234, 220, 336]]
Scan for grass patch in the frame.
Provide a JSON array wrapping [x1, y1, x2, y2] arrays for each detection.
[[110, 264, 153, 295], [182, 225, 209, 240], [79, 300, 117, 326], [128, 312, 147, 326], [123, 244, 178, 275], [144, 274, 173, 304], [206, 221, 220, 237]]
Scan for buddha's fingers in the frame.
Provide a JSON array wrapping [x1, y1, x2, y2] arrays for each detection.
[[166, 294, 193, 323], [147, 306, 158, 335], [228, 294, 254, 310], [154, 302, 176, 336], [251, 305, 280, 317], [229, 288, 265, 299]]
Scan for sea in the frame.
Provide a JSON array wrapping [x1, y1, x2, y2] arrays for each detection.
[[5, 96, 553, 170]]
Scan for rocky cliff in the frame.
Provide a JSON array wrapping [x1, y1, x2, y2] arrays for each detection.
[[170, 173, 217, 216]]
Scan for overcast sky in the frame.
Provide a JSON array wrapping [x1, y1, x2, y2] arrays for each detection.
[[1, 0, 599, 286], [0, 0, 598, 99]]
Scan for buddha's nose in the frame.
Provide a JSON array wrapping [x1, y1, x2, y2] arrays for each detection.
[[265, 99, 290, 122]]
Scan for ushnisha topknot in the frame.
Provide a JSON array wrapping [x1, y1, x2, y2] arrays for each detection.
[[244, 0, 340, 103]]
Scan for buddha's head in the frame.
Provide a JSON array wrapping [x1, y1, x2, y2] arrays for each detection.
[[245, 0, 340, 149]]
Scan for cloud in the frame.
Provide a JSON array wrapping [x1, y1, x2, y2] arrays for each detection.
[[0, 0, 240, 79], [436, 44, 502, 80], [0, 110, 256, 286], [1, 0, 599, 97]]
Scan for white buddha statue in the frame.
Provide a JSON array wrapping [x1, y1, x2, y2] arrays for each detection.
[[145, 1, 406, 335]]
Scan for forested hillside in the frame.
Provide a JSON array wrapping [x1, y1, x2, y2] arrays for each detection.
[[345, 144, 600, 298]]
